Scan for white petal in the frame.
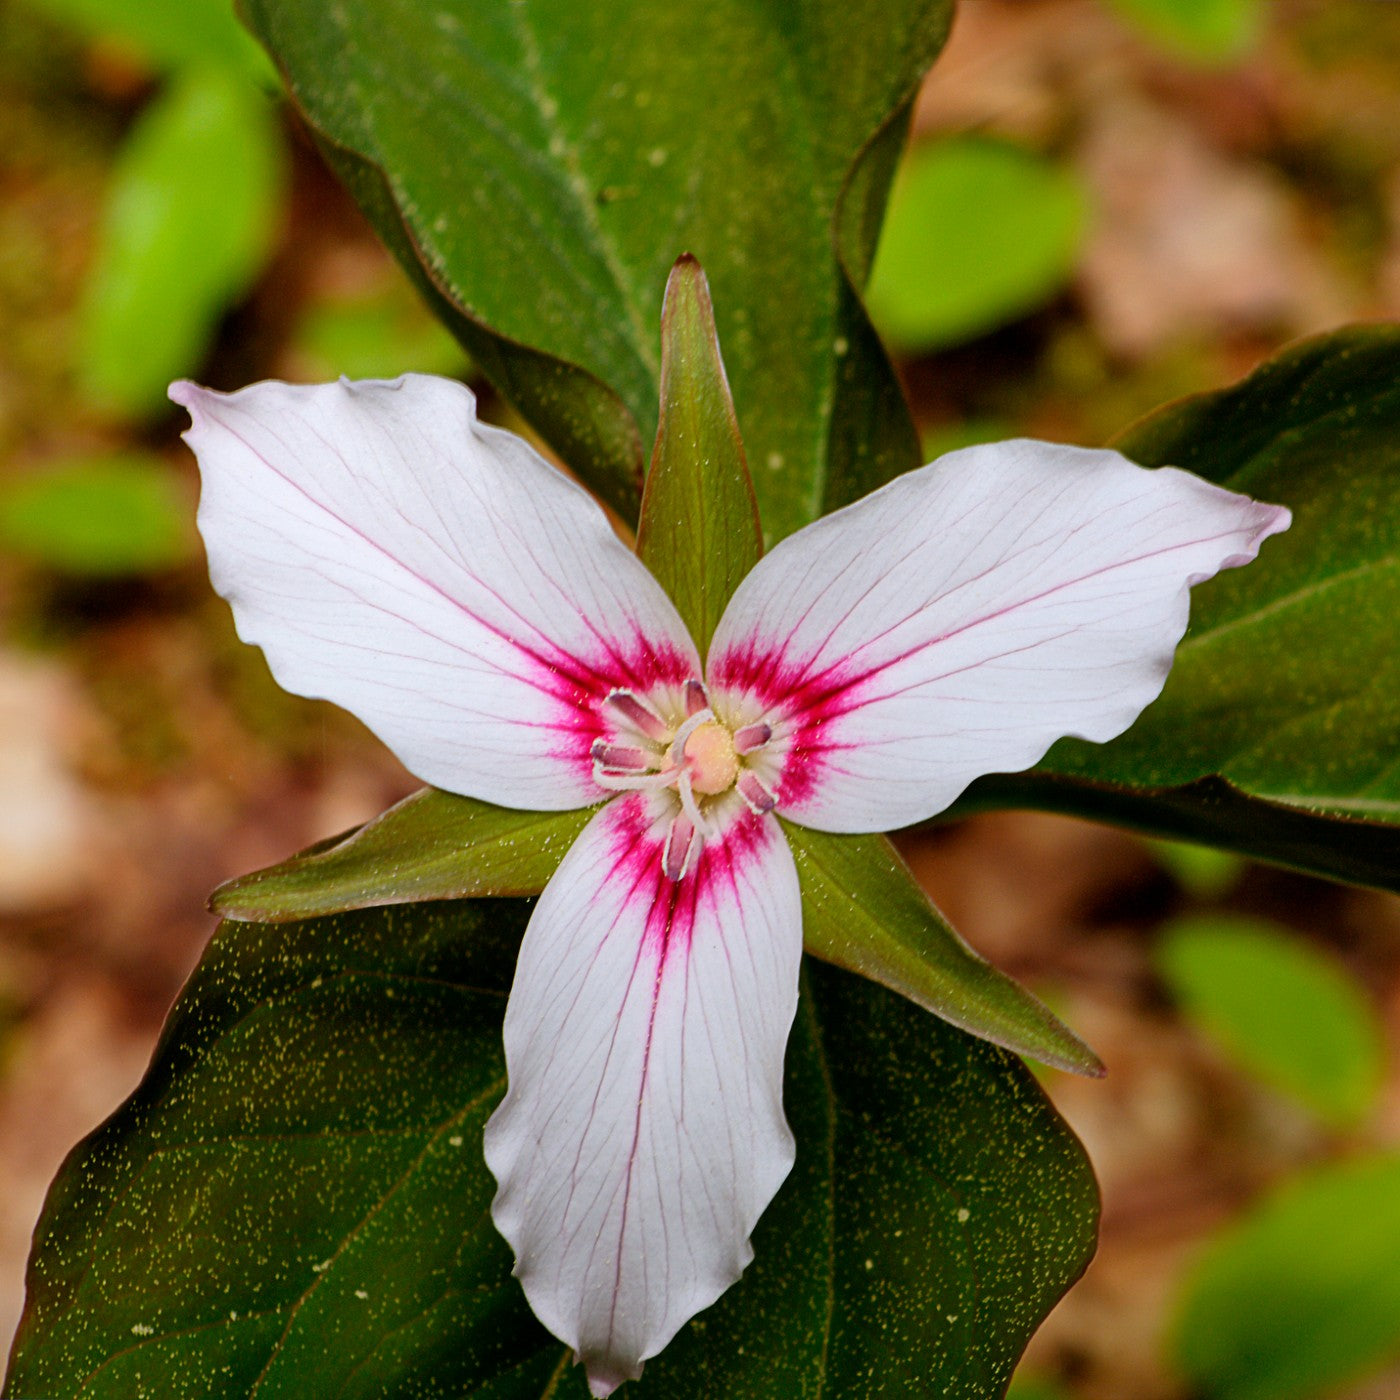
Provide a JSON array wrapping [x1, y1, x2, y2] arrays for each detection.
[[171, 376, 698, 809], [708, 440, 1290, 831], [483, 794, 801, 1394]]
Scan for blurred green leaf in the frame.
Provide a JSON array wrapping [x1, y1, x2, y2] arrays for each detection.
[[22, 0, 271, 80], [241, 0, 953, 541], [787, 823, 1103, 1077], [1158, 915, 1383, 1129], [1106, 0, 1263, 62], [959, 326, 1400, 894], [921, 417, 1018, 464], [80, 65, 283, 419], [1174, 1154, 1400, 1400], [7, 904, 1098, 1397], [1149, 838, 1244, 900], [290, 281, 470, 383], [1008, 1373, 1074, 1400], [865, 137, 1089, 353], [0, 453, 192, 574]]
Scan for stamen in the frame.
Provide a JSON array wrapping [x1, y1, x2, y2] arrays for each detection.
[[589, 740, 653, 773], [733, 722, 772, 755], [737, 770, 777, 814], [605, 689, 670, 743], [683, 679, 709, 716], [662, 810, 700, 881]]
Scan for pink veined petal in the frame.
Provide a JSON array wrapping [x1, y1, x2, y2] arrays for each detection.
[[707, 439, 1291, 832], [483, 793, 802, 1395], [171, 376, 698, 809]]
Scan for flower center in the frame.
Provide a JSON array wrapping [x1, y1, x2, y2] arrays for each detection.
[[682, 721, 738, 795], [589, 681, 780, 881]]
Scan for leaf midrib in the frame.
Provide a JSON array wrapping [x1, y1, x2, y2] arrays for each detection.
[[244, 1078, 505, 1397]]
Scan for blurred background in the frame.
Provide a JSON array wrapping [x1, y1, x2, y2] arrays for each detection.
[[1, 1, 1398, 1396]]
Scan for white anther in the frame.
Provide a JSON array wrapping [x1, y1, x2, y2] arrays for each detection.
[[733, 722, 772, 755], [590, 740, 653, 773], [737, 770, 777, 814], [683, 679, 709, 716], [662, 810, 700, 881], [605, 689, 670, 742]]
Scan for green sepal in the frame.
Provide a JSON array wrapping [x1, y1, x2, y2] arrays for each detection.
[[211, 788, 593, 922], [636, 256, 762, 654], [784, 822, 1103, 1077]]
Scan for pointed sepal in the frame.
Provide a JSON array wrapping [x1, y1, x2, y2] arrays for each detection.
[[784, 822, 1103, 1077], [636, 255, 763, 655], [211, 789, 594, 922]]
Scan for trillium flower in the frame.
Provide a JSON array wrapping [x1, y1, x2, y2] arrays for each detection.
[[171, 369, 1287, 1396]]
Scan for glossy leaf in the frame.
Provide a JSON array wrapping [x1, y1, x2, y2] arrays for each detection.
[[7, 904, 1097, 1397], [211, 788, 592, 922], [865, 138, 1088, 352], [1158, 914, 1383, 1129], [80, 66, 283, 419], [1173, 1154, 1400, 1400], [963, 326, 1400, 892], [636, 256, 762, 655], [240, 0, 950, 539], [1106, 0, 1263, 62], [0, 453, 193, 575], [785, 823, 1102, 1077], [960, 774, 1400, 895]]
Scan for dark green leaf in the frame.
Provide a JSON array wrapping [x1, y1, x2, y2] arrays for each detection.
[[0, 453, 193, 575], [8, 904, 1096, 1397], [786, 823, 1102, 1077], [965, 327, 1400, 892], [241, 0, 950, 539], [865, 138, 1088, 352], [211, 788, 593, 922], [80, 66, 283, 420], [635, 256, 761, 655], [1158, 914, 1383, 1129], [957, 774, 1400, 895], [1173, 1154, 1400, 1400]]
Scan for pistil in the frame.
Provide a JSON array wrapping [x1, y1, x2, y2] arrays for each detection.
[[683, 722, 739, 795]]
